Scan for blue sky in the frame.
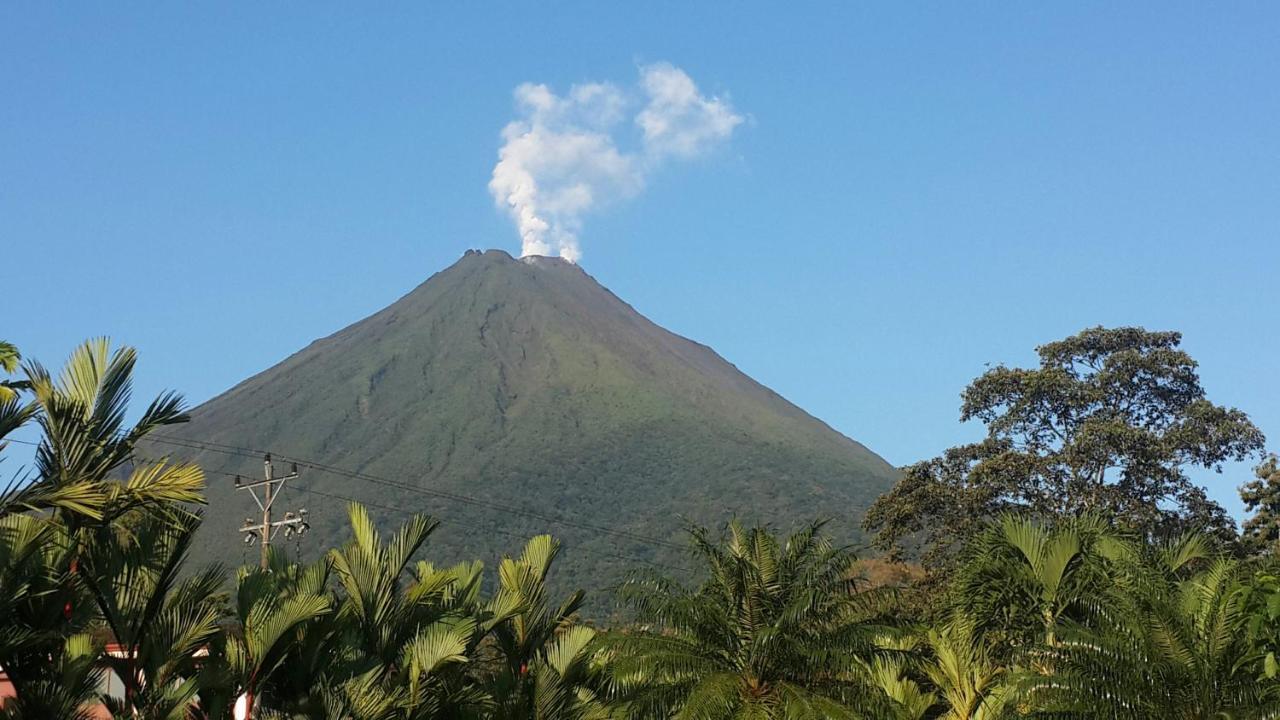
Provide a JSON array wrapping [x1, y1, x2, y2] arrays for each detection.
[[3, 4, 1277, 519]]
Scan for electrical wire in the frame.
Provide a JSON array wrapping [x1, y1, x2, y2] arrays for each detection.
[[6, 433, 697, 573]]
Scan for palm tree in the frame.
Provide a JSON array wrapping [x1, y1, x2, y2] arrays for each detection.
[[325, 502, 520, 719], [310, 668, 407, 720], [197, 549, 334, 719], [0, 514, 99, 715], [486, 534, 610, 720], [0, 339, 213, 717], [863, 654, 935, 720], [919, 618, 1012, 720], [0, 633, 104, 720], [0, 340, 34, 511], [604, 520, 895, 719], [952, 514, 1119, 651], [78, 507, 225, 718], [1025, 534, 1280, 718], [3, 338, 204, 521], [0, 340, 27, 403]]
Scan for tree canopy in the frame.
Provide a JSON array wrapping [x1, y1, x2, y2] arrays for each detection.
[[1243, 455, 1280, 557], [2, 335, 1277, 719], [864, 326, 1266, 566]]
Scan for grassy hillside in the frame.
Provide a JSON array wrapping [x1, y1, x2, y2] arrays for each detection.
[[149, 249, 898, 606]]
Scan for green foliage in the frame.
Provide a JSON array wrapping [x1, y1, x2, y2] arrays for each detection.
[[1022, 541, 1280, 718], [919, 618, 1012, 720], [0, 633, 104, 720], [485, 534, 610, 720], [1239, 569, 1280, 682], [323, 502, 503, 719], [4, 333, 1278, 719], [603, 520, 897, 719], [0, 338, 216, 719], [3, 338, 204, 521], [951, 514, 1122, 653], [198, 550, 334, 718], [149, 251, 900, 607], [1243, 455, 1280, 557], [865, 326, 1266, 567], [0, 340, 34, 504], [80, 509, 225, 719], [0, 340, 28, 405], [0, 514, 98, 707]]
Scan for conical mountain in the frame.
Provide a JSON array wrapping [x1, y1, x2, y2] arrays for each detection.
[[157, 249, 898, 597]]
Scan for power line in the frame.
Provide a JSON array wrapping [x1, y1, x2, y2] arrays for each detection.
[[127, 452, 694, 576], [7, 432, 695, 572], [144, 433, 689, 553], [287, 482, 692, 574]]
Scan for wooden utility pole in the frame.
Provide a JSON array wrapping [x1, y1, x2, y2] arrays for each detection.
[[236, 454, 309, 569]]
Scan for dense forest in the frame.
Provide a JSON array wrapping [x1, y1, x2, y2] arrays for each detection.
[[1, 331, 1278, 719]]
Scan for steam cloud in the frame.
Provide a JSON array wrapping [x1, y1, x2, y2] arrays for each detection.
[[489, 63, 743, 263]]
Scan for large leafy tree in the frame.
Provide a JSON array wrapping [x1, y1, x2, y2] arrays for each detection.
[[1242, 454, 1280, 557], [865, 327, 1265, 566], [604, 520, 896, 719]]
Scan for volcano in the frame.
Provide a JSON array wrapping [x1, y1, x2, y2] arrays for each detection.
[[157, 249, 898, 596]]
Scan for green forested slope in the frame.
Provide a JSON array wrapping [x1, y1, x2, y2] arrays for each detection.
[[153, 249, 898, 601]]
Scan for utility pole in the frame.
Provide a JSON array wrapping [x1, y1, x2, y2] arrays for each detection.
[[236, 454, 309, 569]]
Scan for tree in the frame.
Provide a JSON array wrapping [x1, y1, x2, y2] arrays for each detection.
[[863, 655, 935, 720], [919, 618, 1012, 720], [2, 338, 204, 522], [0, 514, 99, 714], [485, 535, 609, 720], [604, 520, 896, 719], [864, 327, 1265, 566], [0, 338, 212, 718], [951, 514, 1120, 652], [0, 341, 34, 503], [1242, 454, 1280, 557], [0, 340, 27, 404], [78, 508, 225, 719], [1025, 537, 1280, 718], [0, 633, 104, 720], [197, 550, 333, 718], [324, 502, 520, 720], [1238, 568, 1280, 682]]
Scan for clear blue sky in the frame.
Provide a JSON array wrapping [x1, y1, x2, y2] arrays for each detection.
[[3, 4, 1277, 519]]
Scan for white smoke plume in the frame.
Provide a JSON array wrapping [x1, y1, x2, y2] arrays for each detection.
[[489, 63, 743, 263]]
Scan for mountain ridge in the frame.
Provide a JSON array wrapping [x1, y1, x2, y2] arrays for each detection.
[[154, 248, 898, 602]]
